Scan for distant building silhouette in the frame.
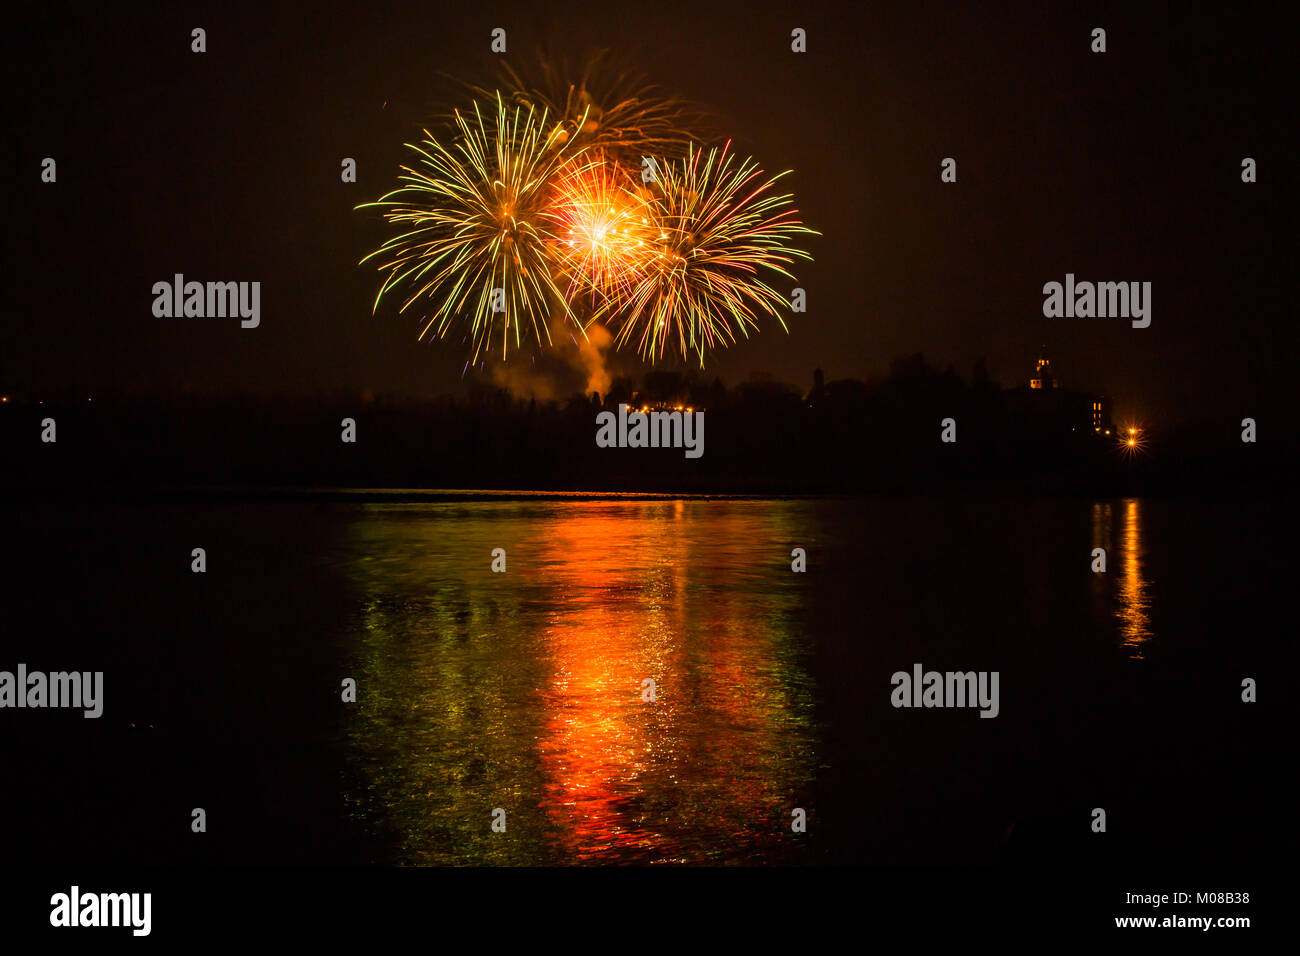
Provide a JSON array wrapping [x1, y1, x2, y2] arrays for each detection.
[[1007, 352, 1113, 435], [1029, 355, 1059, 390]]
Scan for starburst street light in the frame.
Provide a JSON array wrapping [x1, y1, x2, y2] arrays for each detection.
[[1118, 424, 1147, 457]]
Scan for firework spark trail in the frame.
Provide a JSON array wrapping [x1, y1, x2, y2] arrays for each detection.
[[356, 93, 592, 361]]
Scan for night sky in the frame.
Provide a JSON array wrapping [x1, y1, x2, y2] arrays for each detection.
[[5, 1, 1285, 425]]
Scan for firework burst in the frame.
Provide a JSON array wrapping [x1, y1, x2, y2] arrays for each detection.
[[356, 93, 589, 361], [490, 51, 707, 165], [612, 142, 820, 364], [359, 73, 817, 369]]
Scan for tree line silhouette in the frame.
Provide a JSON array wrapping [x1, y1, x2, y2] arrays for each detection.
[[1, 354, 1277, 496]]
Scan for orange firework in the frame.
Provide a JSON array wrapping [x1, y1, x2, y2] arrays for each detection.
[[490, 51, 708, 166], [547, 155, 654, 311]]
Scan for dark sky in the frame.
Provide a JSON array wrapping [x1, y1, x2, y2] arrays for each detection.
[[4, 0, 1286, 425]]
